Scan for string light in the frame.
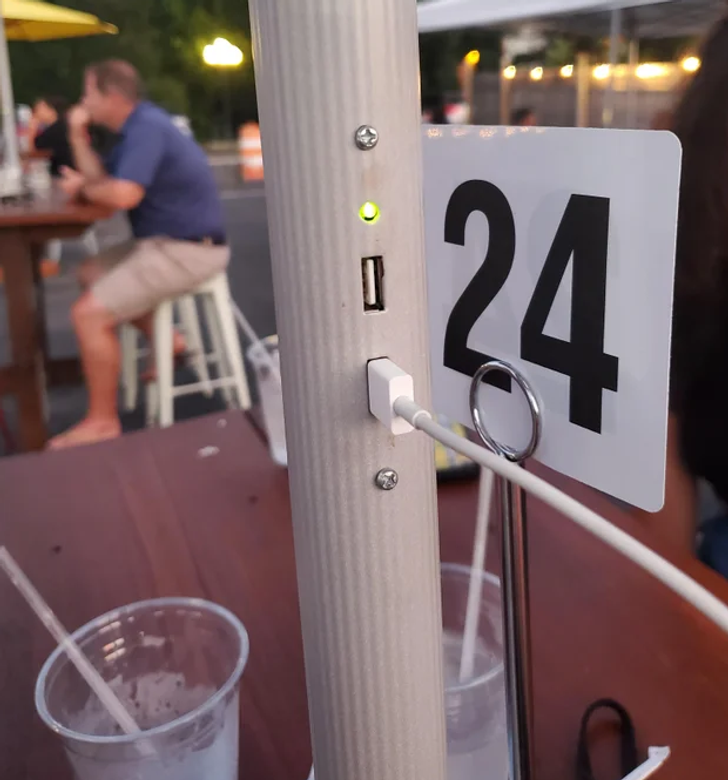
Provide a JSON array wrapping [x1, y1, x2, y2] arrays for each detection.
[[636, 63, 668, 79], [465, 50, 480, 67]]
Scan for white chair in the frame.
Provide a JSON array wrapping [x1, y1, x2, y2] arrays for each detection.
[[120, 272, 251, 427]]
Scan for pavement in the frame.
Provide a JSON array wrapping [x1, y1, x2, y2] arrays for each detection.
[[0, 176, 274, 449]]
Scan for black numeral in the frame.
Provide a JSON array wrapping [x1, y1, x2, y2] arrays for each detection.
[[442, 185, 619, 434], [521, 195, 618, 433], [443, 180, 516, 392]]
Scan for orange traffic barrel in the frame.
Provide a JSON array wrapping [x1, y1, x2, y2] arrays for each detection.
[[239, 123, 264, 181]]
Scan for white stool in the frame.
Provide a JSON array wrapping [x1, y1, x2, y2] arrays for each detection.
[[120, 272, 252, 427], [120, 299, 215, 413]]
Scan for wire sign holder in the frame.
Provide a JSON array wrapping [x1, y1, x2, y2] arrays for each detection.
[[469, 359, 543, 780]]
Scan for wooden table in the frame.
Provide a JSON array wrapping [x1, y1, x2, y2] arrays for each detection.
[[1, 411, 727, 779], [0, 192, 109, 451]]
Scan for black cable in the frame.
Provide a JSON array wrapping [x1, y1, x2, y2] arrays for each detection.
[[576, 699, 640, 780]]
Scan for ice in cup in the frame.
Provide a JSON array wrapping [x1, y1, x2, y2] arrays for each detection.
[[35, 597, 249, 780], [441, 563, 507, 780]]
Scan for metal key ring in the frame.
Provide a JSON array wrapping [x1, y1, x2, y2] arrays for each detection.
[[469, 359, 542, 463]]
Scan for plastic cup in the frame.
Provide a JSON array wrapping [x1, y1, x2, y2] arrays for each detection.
[[35, 598, 249, 780], [26, 158, 52, 196], [441, 563, 507, 780]]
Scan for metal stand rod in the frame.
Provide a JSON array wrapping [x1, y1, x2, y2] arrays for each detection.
[[500, 478, 534, 780], [248, 1, 446, 780], [470, 359, 542, 780]]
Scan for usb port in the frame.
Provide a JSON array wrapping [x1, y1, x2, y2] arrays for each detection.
[[362, 256, 384, 312]]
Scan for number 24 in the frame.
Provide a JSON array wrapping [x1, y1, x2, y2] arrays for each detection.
[[443, 180, 619, 434]]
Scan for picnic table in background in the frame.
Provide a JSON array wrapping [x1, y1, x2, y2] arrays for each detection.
[[0, 411, 727, 778], [0, 191, 109, 451]]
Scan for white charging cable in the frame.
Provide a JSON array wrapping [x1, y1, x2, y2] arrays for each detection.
[[231, 299, 281, 383], [367, 358, 728, 636]]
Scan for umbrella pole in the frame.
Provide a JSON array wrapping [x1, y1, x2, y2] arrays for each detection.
[[247, 1, 447, 780], [0, 0, 20, 182]]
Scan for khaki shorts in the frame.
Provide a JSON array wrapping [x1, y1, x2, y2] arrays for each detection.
[[89, 238, 230, 322]]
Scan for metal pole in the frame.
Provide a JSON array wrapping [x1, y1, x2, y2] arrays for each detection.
[[626, 36, 639, 129], [603, 7, 622, 128], [575, 51, 590, 128], [500, 46, 512, 125], [462, 62, 476, 123], [247, 3, 446, 780], [500, 479, 534, 780], [0, 0, 20, 177], [223, 69, 233, 139]]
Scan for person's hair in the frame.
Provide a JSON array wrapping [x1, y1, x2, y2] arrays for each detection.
[[37, 96, 69, 116], [423, 94, 447, 124], [85, 60, 143, 102], [511, 107, 534, 126], [669, 16, 728, 417], [671, 16, 728, 299]]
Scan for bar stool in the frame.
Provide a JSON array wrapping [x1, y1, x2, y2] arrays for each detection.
[[120, 272, 251, 427], [120, 299, 214, 414]]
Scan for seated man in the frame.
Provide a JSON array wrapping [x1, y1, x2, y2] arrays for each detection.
[[52, 59, 229, 449]]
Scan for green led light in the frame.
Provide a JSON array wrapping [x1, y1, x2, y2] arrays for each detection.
[[359, 201, 381, 224]]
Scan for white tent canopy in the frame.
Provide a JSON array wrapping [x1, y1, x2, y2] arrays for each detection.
[[417, 0, 726, 36]]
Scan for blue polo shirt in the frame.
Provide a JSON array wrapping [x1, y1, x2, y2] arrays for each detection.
[[106, 102, 226, 242]]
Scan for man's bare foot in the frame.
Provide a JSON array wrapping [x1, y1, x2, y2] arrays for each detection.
[[47, 418, 122, 450], [142, 330, 188, 382]]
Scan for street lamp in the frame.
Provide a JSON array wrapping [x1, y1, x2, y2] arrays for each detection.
[[203, 37, 243, 67], [458, 50, 481, 123], [202, 37, 244, 138]]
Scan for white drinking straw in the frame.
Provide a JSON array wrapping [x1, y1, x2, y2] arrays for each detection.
[[0, 547, 145, 740], [458, 467, 495, 683]]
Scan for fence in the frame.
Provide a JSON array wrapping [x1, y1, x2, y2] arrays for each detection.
[[473, 62, 689, 129]]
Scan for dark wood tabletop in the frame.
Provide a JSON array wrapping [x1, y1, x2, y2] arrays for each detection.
[[1, 411, 727, 780], [0, 190, 110, 452], [0, 192, 109, 230]]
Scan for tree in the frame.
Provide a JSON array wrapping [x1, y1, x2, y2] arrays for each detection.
[[8, 0, 256, 139]]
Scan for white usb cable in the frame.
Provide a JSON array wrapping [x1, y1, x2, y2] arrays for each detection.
[[367, 358, 728, 637]]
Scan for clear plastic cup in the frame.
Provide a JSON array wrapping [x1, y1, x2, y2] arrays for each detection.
[[35, 598, 249, 780], [441, 563, 507, 780]]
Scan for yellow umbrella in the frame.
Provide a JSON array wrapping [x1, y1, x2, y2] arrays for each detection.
[[3, 0, 116, 41], [0, 0, 117, 185]]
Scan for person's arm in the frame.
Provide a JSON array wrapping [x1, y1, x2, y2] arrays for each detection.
[[59, 166, 144, 210], [26, 116, 53, 158], [60, 118, 165, 211], [67, 105, 106, 182], [82, 177, 144, 210], [27, 114, 40, 151]]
